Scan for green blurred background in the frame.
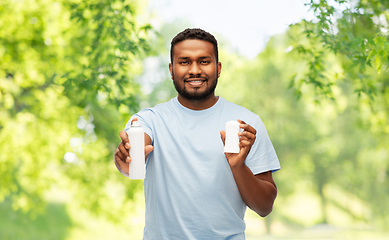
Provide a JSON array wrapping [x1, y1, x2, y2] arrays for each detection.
[[1, 0, 388, 239]]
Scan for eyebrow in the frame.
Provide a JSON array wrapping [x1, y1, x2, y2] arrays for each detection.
[[177, 56, 212, 60]]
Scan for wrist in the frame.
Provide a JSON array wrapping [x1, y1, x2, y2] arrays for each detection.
[[228, 160, 246, 170]]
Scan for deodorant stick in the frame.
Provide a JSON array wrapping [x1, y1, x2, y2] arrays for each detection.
[[127, 120, 145, 179], [224, 121, 241, 153]]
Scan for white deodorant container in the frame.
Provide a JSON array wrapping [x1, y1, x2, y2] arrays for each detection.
[[127, 120, 145, 179], [224, 121, 240, 153]]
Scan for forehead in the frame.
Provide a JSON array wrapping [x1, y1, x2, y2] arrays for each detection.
[[172, 39, 215, 59]]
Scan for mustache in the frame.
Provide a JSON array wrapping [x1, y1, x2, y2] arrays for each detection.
[[184, 75, 208, 81]]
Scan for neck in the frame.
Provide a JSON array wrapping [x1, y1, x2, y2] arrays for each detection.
[[177, 94, 219, 110]]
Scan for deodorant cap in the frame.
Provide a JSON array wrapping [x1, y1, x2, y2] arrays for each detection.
[[226, 121, 240, 128], [132, 120, 141, 127], [224, 121, 240, 153]]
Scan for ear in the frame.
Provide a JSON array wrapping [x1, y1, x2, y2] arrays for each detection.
[[169, 63, 173, 80], [217, 62, 222, 78]]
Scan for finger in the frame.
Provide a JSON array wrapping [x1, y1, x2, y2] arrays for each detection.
[[115, 148, 130, 163], [116, 146, 131, 163], [115, 154, 129, 172], [115, 147, 124, 160], [239, 136, 249, 144], [145, 145, 154, 156], [237, 119, 246, 124], [239, 139, 252, 147], [240, 124, 256, 134], [220, 130, 226, 145], [239, 131, 256, 141], [119, 130, 131, 149], [114, 154, 122, 164], [118, 142, 129, 157], [119, 141, 132, 163], [238, 119, 257, 135]]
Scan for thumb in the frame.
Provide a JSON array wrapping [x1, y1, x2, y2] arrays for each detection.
[[145, 145, 154, 156], [220, 130, 226, 146]]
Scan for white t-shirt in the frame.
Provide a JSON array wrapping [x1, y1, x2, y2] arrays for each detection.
[[121, 97, 280, 240]]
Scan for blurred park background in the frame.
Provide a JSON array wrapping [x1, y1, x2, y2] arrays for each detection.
[[1, 0, 389, 239]]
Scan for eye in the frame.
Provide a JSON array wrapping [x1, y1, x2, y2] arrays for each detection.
[[200, 60, 210, 64], [179, 61, 189, 65]]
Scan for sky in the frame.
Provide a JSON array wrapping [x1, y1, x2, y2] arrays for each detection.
[[147, 0, 314, 59]]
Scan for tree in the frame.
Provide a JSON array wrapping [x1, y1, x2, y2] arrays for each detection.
[[217, 24, 389, 230], [288, 1, 389, 228], [290, 0, 389, 109], [0, 0, 155, 220]]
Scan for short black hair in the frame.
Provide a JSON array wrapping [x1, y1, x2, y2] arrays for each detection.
[[170, 28, 219, 63]]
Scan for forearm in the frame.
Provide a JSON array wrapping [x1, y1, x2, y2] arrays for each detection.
[[230, 165, 277, 217]]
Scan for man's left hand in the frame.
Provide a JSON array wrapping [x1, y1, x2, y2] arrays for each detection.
[[220, 119, 257, 168]]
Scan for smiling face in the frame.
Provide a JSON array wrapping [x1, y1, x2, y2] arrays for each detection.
[[169, 39, 221, 108]]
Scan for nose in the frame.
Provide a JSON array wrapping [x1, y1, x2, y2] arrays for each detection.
[[188, 62, 202, 75]]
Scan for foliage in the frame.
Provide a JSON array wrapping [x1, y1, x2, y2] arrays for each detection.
[[286, 1, 389, 228], [2, 0, 388, 236], [0, 198, 71, 240], [216, 26, 389, 230], [285, 3, 389, 228], [0, 0, 154, 220], [290, 0, 389, 106]]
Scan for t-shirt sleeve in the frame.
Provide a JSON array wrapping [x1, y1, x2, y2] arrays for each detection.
[[125, 109, 155, 144], [244, 116, 280, 175]]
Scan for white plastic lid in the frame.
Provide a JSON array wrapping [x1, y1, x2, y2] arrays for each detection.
[[226, 121, 240, 128], [131, 120, 141, 127]]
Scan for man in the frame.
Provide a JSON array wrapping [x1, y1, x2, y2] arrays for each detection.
[[114, 28, 280, 239]]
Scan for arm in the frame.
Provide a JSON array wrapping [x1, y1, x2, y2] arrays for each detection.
[[220, 120, 277, 217], [114, 118, 153, 175]]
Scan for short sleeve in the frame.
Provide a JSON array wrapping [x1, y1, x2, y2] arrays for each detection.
[[125, 109, 155, 144], [244, 116, 280, 175]]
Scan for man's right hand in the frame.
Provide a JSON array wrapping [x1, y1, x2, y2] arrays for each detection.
[[114, 118, 153, 174]]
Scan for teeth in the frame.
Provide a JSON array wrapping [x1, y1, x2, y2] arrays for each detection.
[[188, 80, 204, 83]]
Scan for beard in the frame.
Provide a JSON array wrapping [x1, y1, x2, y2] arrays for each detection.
[[172, 71, 218, 101]]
